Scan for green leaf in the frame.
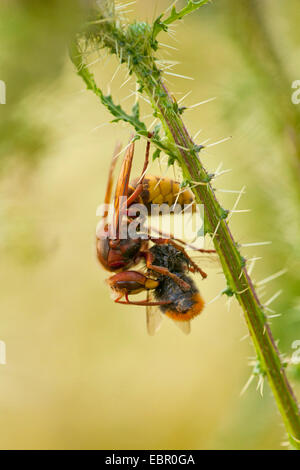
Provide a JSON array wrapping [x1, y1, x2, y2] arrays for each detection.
[[152, 1, 210, 39], [152, 148, 161, 161], [104, 95, 147, 135], [70, 42, 147, 136], [132, 102, 140, 120]]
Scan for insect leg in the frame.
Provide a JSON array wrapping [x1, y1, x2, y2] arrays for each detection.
[[150, 237, 208, 279], [165, 239, 208, 279], [115, 292, 171, 307], [143, 250, 191, 291], [149, 226, 216, 253], [116, 300, 172, 306], [138, 133, 152, 183]]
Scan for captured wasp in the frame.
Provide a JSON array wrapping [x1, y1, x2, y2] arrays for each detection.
[[96, 136, 215, 332]]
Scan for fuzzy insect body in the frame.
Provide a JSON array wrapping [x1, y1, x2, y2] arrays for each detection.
[[154, 273, 204, 322], [149, 245, 205, 323]]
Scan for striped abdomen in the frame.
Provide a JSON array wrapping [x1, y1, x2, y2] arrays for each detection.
[[128, 175, 195, 209]]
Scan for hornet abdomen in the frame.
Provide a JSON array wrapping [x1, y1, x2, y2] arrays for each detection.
[[128, 175, 195, 209]]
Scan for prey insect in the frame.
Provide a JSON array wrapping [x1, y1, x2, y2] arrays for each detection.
[[96, 136, 215, 332], [107, 244, 205, 335]]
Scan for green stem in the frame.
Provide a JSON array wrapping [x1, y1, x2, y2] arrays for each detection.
[[70, 1, 300, 448], [144, 79, 300, 448]]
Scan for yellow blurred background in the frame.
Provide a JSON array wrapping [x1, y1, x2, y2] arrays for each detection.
[[0, 0, 299, 449]]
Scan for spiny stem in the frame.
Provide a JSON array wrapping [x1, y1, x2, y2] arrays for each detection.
[[152, 0, 210, 38], [70, 0, 300, 448]]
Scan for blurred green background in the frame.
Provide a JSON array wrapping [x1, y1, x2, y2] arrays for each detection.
[[0, 0, 300, 450]]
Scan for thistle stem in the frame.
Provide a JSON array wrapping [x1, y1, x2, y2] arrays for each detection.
[[145, 79, 300, 448]]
